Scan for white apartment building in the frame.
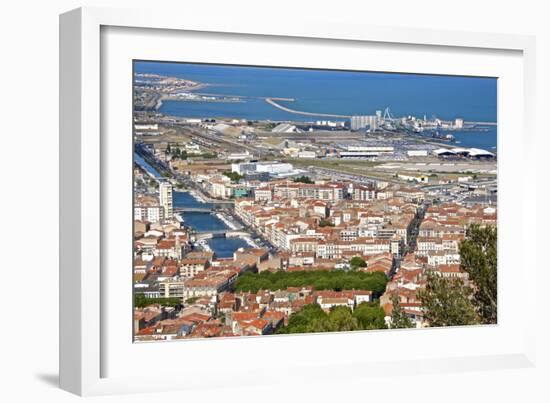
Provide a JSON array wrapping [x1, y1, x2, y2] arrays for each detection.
[[209, 179, 233, 199], [134, 195, 164, 223], [427, 252, 461, 266], [159, 182, 173, 218], [134, 205, 164, 223], [353, 185, 377, 201], [254, 188, 273, 202]]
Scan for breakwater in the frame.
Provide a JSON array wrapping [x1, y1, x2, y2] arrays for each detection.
[[265, 98, 351, 119]]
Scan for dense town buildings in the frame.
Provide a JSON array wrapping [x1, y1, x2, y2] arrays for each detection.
[[133, 68, 497, 340], [134, 150, 497, 338]]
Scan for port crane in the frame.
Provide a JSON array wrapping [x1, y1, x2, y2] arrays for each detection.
[[380, 107, 397, 130], [382, 107, 395, 122]]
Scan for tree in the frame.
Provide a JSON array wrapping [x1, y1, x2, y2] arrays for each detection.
[[277, 302, 389, 334], [389, 295, 413, 329], [223, 171, 243, 183], [459, 225, 497, 324], [353, 302, 387, 330], [277, 304, 328, 334], [201, 152, 217, 159], [318, 218, 334, 227], [134, 294, 181, 308], [418, 273, 480, 327], [327, 306, 359, 332], [234, 270, 388, 295], [293, 175, 314, 184], [350, 256, 366, 270]]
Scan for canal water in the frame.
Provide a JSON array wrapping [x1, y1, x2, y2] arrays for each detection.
[[135, 153, 249, 258], [172, 191, 249, 258], [134, 153, 162, 178]]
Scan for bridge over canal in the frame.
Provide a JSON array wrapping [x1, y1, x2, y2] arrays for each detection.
[[194, 229, 250, 240]]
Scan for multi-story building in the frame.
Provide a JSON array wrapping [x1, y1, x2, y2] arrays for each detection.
[[254, 187, 273, 202], [134, 195, 164, 223], [350, 115, 378, 131], [159, 182, 173, 218], [159, 269, 238, 302], [352, 184, 377, 201], [179, 258, 210, 278]]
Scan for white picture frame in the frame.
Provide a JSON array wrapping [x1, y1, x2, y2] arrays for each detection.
[[60, 6, 537, 396]]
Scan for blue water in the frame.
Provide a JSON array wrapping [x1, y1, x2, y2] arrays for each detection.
[[207, 237, 249, 258], [172, 191, 224, 231], [134, 61, 498, 127], [447, 129, 497, 150], [172, 191, 248, 256], [134, 153, 162, 178], [135, 154, 253, 257], [181, 212, 228, 232], [173, 191, 213, 210]]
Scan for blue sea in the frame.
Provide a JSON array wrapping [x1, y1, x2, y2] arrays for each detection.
[[134, 61, 497, 149]]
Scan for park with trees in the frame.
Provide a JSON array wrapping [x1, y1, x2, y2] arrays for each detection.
[[134, 294, 181, 308], [234, 269, 388, 295], [276, 302, 387, 334]]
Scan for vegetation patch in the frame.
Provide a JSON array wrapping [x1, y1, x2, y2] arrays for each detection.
[[234, 270, 387, 294]]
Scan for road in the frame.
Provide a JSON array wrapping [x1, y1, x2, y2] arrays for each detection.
[[309, 166, 404, 185]]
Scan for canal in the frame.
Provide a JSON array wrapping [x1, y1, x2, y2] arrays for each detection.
[[134, 153, 162, 178], [135, 150, 250, 257], [173, 191, 249, 258]]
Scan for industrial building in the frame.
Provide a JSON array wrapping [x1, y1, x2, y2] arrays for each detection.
[[433, 147, 495, 159], [407, 149, 429, 157], [231, 162, 258, 175], [231, 161, 304, 178], [227, 150, 254, 160], [339, 144, 394, 158], [255, 162, 294, 174], [350, 115, 378, 131]]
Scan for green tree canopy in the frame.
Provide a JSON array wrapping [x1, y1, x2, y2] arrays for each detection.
[[327, 306, 359, 332], [234, 270, 388, 295], [134, 294, 181, 308], [318, 218, 334, 227], [277, 304, 328, 334], [459, 224, 497, 324], [277, 304, 364, 334], [223, 171, 244, 183], [418, 273, 480, 327], [293, 175, 314, 184], [353, 302, 387, 330], [350, 256, 367, 270]]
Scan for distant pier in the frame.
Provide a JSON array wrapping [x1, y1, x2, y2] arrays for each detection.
[[464, 121, 498, 126], [265, 97, 351, 119]]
